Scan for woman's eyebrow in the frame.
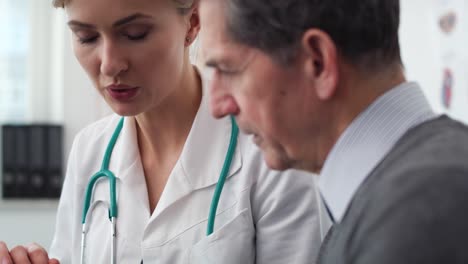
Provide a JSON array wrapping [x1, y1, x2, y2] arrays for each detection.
[[67, 13, 153, 29], [113, 13, 153, 27]]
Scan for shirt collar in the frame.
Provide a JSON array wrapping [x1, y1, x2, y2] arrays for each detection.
[[318, 82, 436, 222]]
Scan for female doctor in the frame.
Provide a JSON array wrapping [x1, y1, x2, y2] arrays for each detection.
[[0, 0, 321, 263]]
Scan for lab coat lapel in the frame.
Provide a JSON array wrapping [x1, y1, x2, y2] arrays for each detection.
[[110, 117, 151, 216], [180, 91, 242, 189], [151, 87, 242, 219]]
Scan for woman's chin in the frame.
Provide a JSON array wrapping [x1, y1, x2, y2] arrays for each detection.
[[109, 105, 141, 117]]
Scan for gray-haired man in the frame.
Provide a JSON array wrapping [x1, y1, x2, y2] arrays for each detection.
[[200, 0, 468, 263]]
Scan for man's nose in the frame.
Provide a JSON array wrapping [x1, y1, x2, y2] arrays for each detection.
[[100, 41, 128, 78], [209, 81, 240, 119]]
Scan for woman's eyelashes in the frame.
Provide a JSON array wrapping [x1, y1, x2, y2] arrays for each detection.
[[121, 24, 153, 41], [78, 34, 99, 44], [71, 28, 98, 44], [75, 26, 152, 44], [124, 31, 149, 41]]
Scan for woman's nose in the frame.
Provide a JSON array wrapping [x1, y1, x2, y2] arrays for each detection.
[[100, 42, 128, 78]]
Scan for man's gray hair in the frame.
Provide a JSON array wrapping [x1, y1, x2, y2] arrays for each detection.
[[224, 0, 401, 69]]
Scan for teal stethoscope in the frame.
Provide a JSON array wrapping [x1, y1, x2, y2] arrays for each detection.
[[80, 116, 239, 264]]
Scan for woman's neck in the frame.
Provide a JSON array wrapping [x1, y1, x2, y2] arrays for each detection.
[[135, 64, 202, 165]]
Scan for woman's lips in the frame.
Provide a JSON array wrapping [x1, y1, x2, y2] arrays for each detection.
[[106, 85, 140, 101]]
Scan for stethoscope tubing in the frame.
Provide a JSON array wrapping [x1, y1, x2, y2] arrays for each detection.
[[81, 116, 239, 263], [206, 115, 239, 235], [80, 117, 123, 264]]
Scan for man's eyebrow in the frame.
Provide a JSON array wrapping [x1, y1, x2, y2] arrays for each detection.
[[67, 13, 153, 29], [205, 59, 219, 68]]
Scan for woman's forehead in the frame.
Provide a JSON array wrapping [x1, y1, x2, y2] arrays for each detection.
[[65, 0, 176, 19], [60, 0, 192, 8]]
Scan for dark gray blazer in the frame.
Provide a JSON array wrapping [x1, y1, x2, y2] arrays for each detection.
[[318, 116, 468, 264]]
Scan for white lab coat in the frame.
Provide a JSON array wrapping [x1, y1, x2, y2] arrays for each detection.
[[49, 89, 321, 263]]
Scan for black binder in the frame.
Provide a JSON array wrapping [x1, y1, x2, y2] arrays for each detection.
[[14, 126, 29, 197], [46, 125, 63, 198], [29, 125, 47, 198], [2, 126, 17, 198], [1, 124, 63, 199]]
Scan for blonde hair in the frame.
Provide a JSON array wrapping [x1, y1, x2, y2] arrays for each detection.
[[52, 0, 194, 13], [52, 0, 67, 7]]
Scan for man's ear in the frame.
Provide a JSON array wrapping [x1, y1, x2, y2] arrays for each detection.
[[185, 5, 201, 46], [301, 29, 338, 100]]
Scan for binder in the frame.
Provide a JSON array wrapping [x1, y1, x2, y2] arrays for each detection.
[[29, 125, 47, 198], [2, 126, 17, 198], [13, 125, 29, 198], [1, 125, 30, 198], [1, 124, 63, 199], [46, 125, 63, 198]]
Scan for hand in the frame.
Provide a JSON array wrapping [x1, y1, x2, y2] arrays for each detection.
[[0, 241, 60, 264]]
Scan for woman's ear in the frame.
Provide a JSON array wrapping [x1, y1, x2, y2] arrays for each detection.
[[185, 5, 200, 46], [301, 29, 338, 100]]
